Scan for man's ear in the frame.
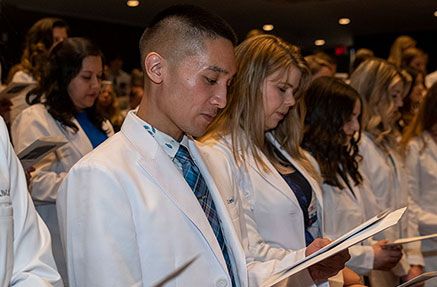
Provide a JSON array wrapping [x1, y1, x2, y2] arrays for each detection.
[[144, 52, 165, 84]]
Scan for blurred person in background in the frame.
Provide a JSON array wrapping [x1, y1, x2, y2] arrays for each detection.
[[401, 47, 428, 75], [401, 83, 437, 286], [387, 35, 416, 69], [6, 17, 69, 124], [398, 68, 427, 132], [350, 58, 425, 287], [96, 80, 124, 131]]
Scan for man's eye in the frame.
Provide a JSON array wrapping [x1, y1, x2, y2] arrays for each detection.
[[205, 77, 217, 85]]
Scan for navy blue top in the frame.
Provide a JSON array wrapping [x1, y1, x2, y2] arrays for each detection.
[[280, 170, 315, 246], [75, 111, 108, 148]]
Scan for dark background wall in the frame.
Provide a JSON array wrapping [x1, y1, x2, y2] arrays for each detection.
[[1, 3, 436, 81]]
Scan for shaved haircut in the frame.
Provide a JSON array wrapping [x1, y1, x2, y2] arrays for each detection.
[[139, 4, 237, 70]]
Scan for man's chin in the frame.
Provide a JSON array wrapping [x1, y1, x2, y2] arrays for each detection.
[[185, 126, 208, 139]]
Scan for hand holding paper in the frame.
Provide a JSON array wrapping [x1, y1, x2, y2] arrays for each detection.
[[372, 240, 403, 270], [262, 207, 407, 287], [17, 136, 67, 170], [307, 238, 350, 281]]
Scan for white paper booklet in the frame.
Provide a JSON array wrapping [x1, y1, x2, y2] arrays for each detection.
[[17, 136, 67, 170], [397, 271, 437, 287], [386, 233, 437, 246], [0, 82, 37, 100], [262, 207, 407, 287]]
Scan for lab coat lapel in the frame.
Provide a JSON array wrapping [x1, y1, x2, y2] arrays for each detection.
[[424, 132, 437, 162], [191, 140, 247, 286], [266, 132, 325, 234], [246, 143, 298, 204], [266, 132, 324, 210], [59, 118, 93, 157], [121, 112, 229, 274]]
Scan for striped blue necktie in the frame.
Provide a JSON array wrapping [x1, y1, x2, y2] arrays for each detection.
[[175, 145, 236, 286]]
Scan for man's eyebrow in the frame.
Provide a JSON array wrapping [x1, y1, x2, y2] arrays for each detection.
[[208, 65, 229, 74]]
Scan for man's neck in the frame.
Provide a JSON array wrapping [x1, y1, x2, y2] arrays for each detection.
[[137, 101, 183, 141]]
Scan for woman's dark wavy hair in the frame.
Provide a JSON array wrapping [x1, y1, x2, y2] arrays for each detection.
[[302, 76, 363, 189], [28, 37, 105, 133]]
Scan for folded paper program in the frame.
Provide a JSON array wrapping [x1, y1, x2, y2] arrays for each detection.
[[263, 207, 407, 287]]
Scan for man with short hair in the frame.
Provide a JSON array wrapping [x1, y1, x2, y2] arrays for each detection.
[[57, 5, 241, 287]]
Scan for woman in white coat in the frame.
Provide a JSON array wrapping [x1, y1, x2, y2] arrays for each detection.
[[198, 35, 353, 286], [350, 58, 424, 286], [0, 116, 62, 286], [401, 83, 437, 286], [11, 38, 114, 284], [302, 76, 404, 278]]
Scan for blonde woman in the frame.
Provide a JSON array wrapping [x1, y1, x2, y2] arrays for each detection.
[[350, 58, 424, 286], [198, 35, 353, 286], [401, 83, 437, 286]]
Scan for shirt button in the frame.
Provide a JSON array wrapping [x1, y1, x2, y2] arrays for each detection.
[[216, 278, 228, 287]]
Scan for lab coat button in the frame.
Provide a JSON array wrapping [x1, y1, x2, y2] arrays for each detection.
[[216, 278, 228, 287]]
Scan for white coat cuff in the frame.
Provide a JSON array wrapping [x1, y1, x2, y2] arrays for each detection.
[[407, 254, 425, 267], [346, 245, 374, 275]]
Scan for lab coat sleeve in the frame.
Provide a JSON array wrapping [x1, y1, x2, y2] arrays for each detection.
[[405, 140, 437, 232], [346, 245, 374, 275], [358, 137, 387, 213], [401, 143, 425, 267], [11, 108, 66, 202], [199, 142, 315, 287], [1, 117, 62, 287], [56, 161, 142, 287]]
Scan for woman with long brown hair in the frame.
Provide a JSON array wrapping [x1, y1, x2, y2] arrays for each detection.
[[302, 76, 403, 281]]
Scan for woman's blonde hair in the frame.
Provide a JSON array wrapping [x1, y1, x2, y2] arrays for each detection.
[[387, 35, 416, 68], [203, 34, 315, 176], [350, 58, 403, 148]]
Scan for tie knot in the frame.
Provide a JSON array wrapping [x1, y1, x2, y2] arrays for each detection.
[[175, 144, 192, 164]]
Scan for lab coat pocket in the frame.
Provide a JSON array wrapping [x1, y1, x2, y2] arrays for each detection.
[[0, 200, 14, 287]]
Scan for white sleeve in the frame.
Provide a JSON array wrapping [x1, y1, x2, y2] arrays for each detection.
[[11, 108, 66, 202], [0, 117, 62, 286], [403, 142, 426, 266], [405, 140, 437, 231]]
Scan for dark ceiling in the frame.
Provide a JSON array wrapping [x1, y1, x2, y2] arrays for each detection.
[[6, 0, 437, 49]]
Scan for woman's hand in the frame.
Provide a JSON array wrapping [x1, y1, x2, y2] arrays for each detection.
[[372, 240, 403, 270], [401, 265, 424, 287], [306, 238, 351, 281]]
